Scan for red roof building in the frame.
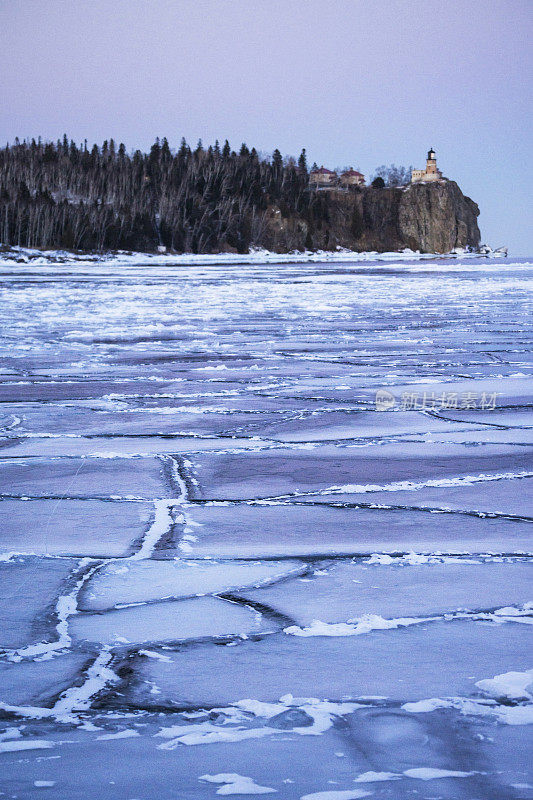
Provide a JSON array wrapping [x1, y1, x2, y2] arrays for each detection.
[[309, 165, 337, 185], [340, 168, 365, 186]]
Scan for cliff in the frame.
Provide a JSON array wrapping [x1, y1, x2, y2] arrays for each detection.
[[264, 181, 481, 254]]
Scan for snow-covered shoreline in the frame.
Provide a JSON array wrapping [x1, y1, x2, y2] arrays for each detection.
[[0, 244, 504, 267]]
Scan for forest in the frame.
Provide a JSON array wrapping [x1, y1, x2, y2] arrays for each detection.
[[0, 136, 342, 253]]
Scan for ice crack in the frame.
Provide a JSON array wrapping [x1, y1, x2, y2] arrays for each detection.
[[2, 558, 101, 662], [0, 647, 120, 726]]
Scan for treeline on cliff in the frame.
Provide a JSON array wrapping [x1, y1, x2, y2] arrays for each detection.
[[0, 136, 343, 252]]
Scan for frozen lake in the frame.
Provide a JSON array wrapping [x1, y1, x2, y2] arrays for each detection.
[[0, 255, 532, 799]]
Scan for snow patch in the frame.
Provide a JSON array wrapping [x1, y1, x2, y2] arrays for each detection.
[[139, 649, 173, 662], [51, 647, 119, 719], [0, 739, 54, 753], [284, 605, 532, 638], [300, 791, 372, 800], [129, 499, 176, 561], [476, 669, 533, 702], [312, 470, 533, 498], [403, 666, 533, 727], [96, 729, 140, 740], [284, 614, 430, 637], [354, 772, 401, 782], [199, 773, 276, 794], [156, 696, 360, 748], [402, 698, 454, 713], [0, 647, 121, 725], [403, 768, 476, 780], [6, 558, 100, 662]]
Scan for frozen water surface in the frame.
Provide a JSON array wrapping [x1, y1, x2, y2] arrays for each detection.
[[240, 409, 485, 442], [0, 254, 532, 798], [69, 595, 274, 645], [80, 559, 305, 611], [0, 456, 166, 499], [0, 556, 77, 648], [162, 503, 532, 557], [0, 714, 523, 799], [0, 499, 152, 556], [0, 652, 90, 707], [236, 560, 532, 624], [118, 620, 531, 708], [0, 434, 267, 458], [186, 443, 533, 501], [319, 476, 533, 518]]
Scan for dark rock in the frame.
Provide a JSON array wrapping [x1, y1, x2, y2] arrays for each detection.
[[264, 181, 480, 254], [398, 181, 480, 253], [268, 708, 314, 729]]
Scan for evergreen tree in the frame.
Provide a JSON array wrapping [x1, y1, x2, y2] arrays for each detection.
[[272, 148, 283, 171], [298, 148, 308, 175], [149, 138, 161, 162], [178, 137, 189, 160], [161, 137, 172, 163], [0, 135, 349, 253]]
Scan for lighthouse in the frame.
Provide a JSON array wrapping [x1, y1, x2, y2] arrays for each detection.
[[411, 148, 443, 183], [425, 148, 438, 177]]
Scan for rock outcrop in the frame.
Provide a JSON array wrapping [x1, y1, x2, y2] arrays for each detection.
[[265, 180, 480, 254], [397, 181, 481, 253]]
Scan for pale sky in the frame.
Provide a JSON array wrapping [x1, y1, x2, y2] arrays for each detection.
[[1, 0, 531, 253]]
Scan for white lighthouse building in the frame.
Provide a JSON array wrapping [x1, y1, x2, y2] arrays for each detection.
[[411, 148, 443, 183]]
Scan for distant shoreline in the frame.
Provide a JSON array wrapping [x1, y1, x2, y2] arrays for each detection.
[[0, 245, 507, 268]]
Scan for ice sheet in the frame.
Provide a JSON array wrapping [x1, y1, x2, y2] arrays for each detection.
[[318, 476, 533, 518], [0, 499, 152, 556], [162, 503, 532, 558], [120, 620, 532, 708], [0, 710, 523, 799], [69, 595, 275, 646], [0, 556, 77, 648], [0, 652, 90, 707], [0, 457, 166, 499], [0, 255, 531, 797], [80, 559, 305, 611], [237, 560, 532, 624], [186, 445, 533, 501]]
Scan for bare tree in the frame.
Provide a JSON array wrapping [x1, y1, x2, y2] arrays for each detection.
[[371, 164, 412, 187]]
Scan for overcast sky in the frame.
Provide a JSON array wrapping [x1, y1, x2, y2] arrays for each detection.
[[1, 0, 531, 253]]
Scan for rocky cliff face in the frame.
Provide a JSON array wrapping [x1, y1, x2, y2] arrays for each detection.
[[265, 180, 480, 254], [396, 181, 481, 253]]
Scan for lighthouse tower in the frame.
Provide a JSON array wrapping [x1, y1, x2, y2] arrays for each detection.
[[425, 149, 439, 178], [411, 148, 443, 183]]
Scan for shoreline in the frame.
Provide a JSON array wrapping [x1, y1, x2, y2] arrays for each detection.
[[0, 245, 507, 268]]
